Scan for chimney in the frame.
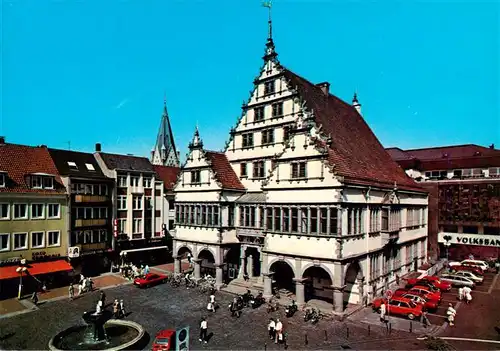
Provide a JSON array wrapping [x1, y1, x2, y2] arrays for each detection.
[[316, 82, 330, 95], [490, 143, 495, 149], [95, 143, 101, 152], [0, 136, 5, 144]]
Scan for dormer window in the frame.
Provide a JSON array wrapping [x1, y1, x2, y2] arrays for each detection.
[[0, 173, 5, 188], [67, 162, 78, 170], [85, 163, 95, 171], [32, 176, 43, 189], [43, 177, 54, 189], [264, 80, 275, 95]]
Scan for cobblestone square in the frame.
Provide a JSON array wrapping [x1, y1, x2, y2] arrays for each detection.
[[0, 281, 428, 350]]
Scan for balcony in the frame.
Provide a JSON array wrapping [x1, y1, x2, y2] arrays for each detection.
[[74, 195, 108, 203], [381, 229, 399, 246], [75, 219, 107, 227], [236, 227, 265, 246]]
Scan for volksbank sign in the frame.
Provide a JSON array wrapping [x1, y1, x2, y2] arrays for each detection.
[[438, 232, 500, 247]]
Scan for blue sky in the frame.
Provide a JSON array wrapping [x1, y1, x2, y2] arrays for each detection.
[[2, 0, 499, 159]]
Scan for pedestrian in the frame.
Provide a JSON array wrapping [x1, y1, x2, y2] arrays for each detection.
[[209, 293, 216, 312], [113, 299, 120, 318], [268, 318, 276, 340], [78, 282, 83, 296], [458, 287, 464, 301], [31, 291, 39, 306], [380, 301, 386, 322], [100, 291, 106, 307], [69, 283, 74, 300], [199, 317, 208, 344], [119, 299, 126, 318], [421, 310, 430, 328], [447, 303, 456, 326], [465, 291, 472, 304], [274, 318, 283, 344]]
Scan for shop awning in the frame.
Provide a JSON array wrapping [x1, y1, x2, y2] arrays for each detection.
[[0, 260, 74, 280], [120, 246, 168, 254]]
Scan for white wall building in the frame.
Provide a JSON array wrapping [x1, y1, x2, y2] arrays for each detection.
[[172, 14, 429, 315]]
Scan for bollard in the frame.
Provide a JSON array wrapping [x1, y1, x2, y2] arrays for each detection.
[[265, 343, 267, 351], [368, 325, 370, 336], [324, 330, 328, 341], [346, 327, 349, 339], [389, 323, 392, 334], [305, 333, 308, 345], [410, 321, 413, 333]]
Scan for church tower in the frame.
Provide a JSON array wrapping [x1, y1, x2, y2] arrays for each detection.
[[151, 98, 180, 167]]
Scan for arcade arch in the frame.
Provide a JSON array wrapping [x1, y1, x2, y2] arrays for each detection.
[[302, 266, 333, 303], [344, 261, 363, 306], [269, 260, 295, 293]]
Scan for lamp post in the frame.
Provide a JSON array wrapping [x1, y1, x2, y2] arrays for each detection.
[[443, 235, 452, 261], [16, 260, 28, 300]]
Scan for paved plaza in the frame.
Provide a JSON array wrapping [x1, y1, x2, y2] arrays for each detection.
[[0, 279, 429, 350]]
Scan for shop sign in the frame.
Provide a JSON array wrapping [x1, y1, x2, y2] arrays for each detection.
[[0, 257, 22, 265], [439, 232, 500, 247], [68, 246, 81, 258], [113, 219, 118, 238], [32, 251, 61, 261]]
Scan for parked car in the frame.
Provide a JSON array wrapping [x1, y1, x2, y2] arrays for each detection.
[[395, 286, 441, 303], [439, 273, 476, 288], [134, 273, 168, 288], [449, 265, 484, 276], [372, 296, 423, 320], [152, 329, 175, 351], [406, 276, 452, 291], [400, 293, 438, 311], [448, 259, 489, 272], [450, 270, 484, 284]]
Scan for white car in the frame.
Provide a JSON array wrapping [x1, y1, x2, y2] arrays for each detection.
[[451, 270, 484, 284], [440, 274, 476, 288], [448, 259, 489, 272]]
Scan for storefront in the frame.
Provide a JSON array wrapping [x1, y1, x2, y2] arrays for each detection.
[[438, 232, 500, 261], [68, 244, 115, 277], [116, 236, 170, 267]]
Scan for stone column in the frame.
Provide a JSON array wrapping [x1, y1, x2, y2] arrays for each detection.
[[215, 264, 224, 289], [332, 285, 345, 313], [247, 254, 254, 277], [357, 277, 366, 306], [193, 259, 202, 279], [238, 245, 246, 279], [293, 278, 306, 305], [173, 255, 181, 274], [263, 272, 273, 298]]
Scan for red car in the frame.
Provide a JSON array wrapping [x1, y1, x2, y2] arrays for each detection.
[[395, 286, 441, 303], [372, 296, 423, 320], [133, 273, 168, 288], [406, 276, 452, 291], [400, 293, 438, 311], [450, 265, 484, 276], [152, 329, 175, 351]]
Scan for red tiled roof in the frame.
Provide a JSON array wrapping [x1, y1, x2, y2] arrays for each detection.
[[402, 144, 499, 161], [386, 147, 415, 161], [0, 143, 65, 194], [204, 151, 245, 190], [283, 69, 423, 192], [153, 165, 181, 191]]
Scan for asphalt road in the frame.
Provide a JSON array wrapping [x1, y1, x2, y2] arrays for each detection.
[[0, 281, 429, 350]]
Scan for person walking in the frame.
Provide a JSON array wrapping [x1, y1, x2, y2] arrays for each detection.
[[78, 282, 83, 296], [268, 318, 276, 340], [209, 293, 216, 312], [68, 283, 74, 300], [113, 299, 120, 318], [100, 291, 106, 307], [199, 317, 208, 344], [447, 303, 456, 326], [421, 310, 430, 328], [119, 299, 126, 318], [31, 291, 39, 306], [495, 260, 500, 274], [274, 318, 283, 344], [380, 301, 387, 322], [458, 287, 464, 301], [463, 286, 472, 304]]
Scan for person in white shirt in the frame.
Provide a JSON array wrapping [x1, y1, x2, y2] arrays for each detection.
[[199, 317, 208, 343], [274, 319, 283, 344], [209, 294, 216, 312], [268, 318, 276, 340], [458, 287, 464, 301], [380, 301, 387, 322]]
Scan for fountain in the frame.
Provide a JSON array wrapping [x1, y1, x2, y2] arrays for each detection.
[[48, 304, 145, 351]]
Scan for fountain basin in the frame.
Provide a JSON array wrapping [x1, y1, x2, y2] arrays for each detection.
[[48, 319, 145, 351]]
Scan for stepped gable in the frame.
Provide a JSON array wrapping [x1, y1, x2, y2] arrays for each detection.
[[204, 151, 245, 190], [283, 69, 423, 192], [0, 143, 65, 194], [153, 165, 180, 191]]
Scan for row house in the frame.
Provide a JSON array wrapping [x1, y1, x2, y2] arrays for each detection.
[[0, 140, 72, 298], [48, 148, 115, 275], [171, 12, 429, 316], [94, 144, 171, 265], [387, 144, 500, 261]]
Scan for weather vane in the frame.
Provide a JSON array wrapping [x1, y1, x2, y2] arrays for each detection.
[[262, 0, 272, 39]]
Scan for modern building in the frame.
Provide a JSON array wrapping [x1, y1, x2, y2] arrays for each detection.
[[94, 144, 169, 265], [171, 13, 428, 315], [48, 148, 115, 275], [151, 99, 180, 167], [387, 144, 500, 261], [0, 140, 72, 298]]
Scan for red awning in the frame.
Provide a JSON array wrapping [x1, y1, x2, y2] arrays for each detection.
[[0, 260, 73, 280]]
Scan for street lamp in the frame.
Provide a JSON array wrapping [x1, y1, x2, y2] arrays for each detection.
[[16, 263, 28, 300], [443, 235, 452, 261]]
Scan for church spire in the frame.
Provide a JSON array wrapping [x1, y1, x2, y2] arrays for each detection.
[[262, 1, 277, 60], [151, 96, 180, 167]]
